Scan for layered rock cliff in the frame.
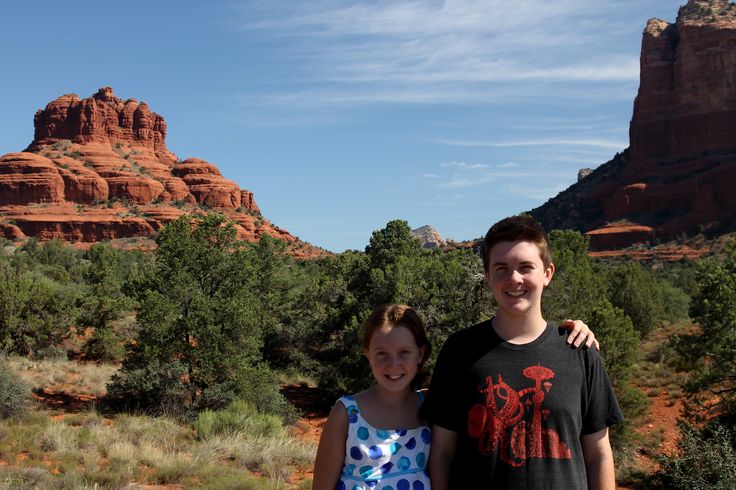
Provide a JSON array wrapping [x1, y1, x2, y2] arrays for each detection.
[[531, 0, 736, 250], [0, 87, 322, 257]]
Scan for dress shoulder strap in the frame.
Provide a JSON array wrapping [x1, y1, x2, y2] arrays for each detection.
[[337, 395, 361, 423]]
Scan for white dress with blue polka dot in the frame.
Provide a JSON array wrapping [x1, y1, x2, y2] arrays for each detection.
[[336, 394, 431, 490]]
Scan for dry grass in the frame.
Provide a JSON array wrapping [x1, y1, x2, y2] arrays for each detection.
[[0, 360, 317, 489], [6, 356, 119, 397]]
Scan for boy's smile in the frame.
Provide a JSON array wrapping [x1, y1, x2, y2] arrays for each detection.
[[486, 240, 554, 320]]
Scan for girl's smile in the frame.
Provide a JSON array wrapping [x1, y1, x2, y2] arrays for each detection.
[[365, 325, 425, 393]]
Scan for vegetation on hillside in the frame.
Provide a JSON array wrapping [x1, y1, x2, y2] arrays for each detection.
[[2, 214, 729, 488]]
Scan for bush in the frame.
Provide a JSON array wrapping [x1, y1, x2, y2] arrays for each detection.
[[106, 360, 189, 416], [33, 345, 68, 361], [193, 364, 299, 424], [0, 356, 29, 418], [655, 422, 736, 489], [82, 327, 126, 362], [194, 400, 285, 439]]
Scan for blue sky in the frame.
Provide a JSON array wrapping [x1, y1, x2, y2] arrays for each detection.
[[1, 0, 685, 252]]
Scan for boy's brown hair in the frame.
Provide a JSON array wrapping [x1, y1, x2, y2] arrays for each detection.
[[361, 304, 432, 389], [481, 215, 552, 273]]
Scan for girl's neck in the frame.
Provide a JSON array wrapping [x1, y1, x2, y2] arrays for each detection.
[[355, 386, 422, 430], [371, 385, 415, 406]]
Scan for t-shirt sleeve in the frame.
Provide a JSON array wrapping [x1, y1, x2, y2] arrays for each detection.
[[423, 336, 464, 433], [581, 348, 625, 435]]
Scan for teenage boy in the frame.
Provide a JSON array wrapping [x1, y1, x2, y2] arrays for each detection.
[[425, 215, 623, 489]]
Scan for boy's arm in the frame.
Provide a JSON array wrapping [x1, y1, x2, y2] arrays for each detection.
[[312, 403, 348, 490], [429, 425, 458, 490], [580, 427, 616, 490]]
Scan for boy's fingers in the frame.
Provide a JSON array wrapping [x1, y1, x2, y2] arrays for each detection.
[[563, 319, 580, 344]]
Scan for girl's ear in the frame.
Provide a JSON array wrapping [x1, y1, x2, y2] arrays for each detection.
[[418, 345, 427, 364]]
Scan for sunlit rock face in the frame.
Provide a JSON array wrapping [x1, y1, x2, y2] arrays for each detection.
[[530, 1, 736, 251], [0, 87, 324, 258]]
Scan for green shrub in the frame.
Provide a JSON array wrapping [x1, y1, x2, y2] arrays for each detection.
[[32, 345, 68, 361], [194, 400, 285, 440], [0, 357, 29, 418], [654, 423, 736, 489], [82, 327, 125, 362], [106, 360, 189, 416], [190, 364, 298, 424]]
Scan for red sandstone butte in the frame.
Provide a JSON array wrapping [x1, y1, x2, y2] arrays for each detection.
[[530, 0, 736, 252], [0, 87, 325, 258]]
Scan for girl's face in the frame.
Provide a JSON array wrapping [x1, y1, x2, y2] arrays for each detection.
[[365, 324, 425, 394]]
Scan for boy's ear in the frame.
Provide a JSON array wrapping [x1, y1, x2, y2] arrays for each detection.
[[543, 262, 555, 287]]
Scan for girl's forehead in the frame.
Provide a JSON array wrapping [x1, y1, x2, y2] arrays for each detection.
[[368, 324, 417, 345]]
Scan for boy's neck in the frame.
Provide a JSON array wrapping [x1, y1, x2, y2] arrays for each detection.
[[492, 311, 547, 344]]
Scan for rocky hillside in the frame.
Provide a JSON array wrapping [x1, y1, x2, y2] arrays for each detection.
[[531, 0, 736, 250], [411, 225, 446, 249], [0, 87, 324, 258]]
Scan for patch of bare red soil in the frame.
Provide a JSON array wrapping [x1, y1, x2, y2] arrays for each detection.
[[281, 384, 331, 445], [31, 387, 98, 413]]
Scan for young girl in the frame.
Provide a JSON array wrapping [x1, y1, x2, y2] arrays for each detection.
[[313, 304, 432, 490], [312, 305, 597, 489]]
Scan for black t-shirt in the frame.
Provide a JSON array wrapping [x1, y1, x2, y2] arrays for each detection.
[[424, 320, 624, 489]]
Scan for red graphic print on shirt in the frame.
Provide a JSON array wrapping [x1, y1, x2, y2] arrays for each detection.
[[467, 364, 572, 467]]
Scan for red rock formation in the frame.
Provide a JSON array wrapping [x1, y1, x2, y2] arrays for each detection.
[[630, 0, 736, 164], [531, 1, 736, 251], [0, 87, 325, 258], [0, 153, 65, 205]]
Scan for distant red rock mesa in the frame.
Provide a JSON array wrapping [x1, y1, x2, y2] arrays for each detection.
[[0, 87, 324, 258], [531, 0, 736, 251]]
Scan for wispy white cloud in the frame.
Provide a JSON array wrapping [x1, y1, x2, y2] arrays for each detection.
[[436, 138, 627, 151], [230, 0, 647, 107], [438, 170, 571, 189], [440, 161, 489, 169], [427, 159, 573, 190], [503, 183, 571, 201]]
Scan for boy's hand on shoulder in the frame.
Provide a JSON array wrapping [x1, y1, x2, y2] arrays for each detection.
[[561, 319, 600, 350]]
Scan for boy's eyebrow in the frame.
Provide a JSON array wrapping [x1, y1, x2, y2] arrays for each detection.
[[491, 260, 536, 267]]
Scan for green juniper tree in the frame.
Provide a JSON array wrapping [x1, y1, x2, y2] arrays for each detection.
[[108, 214, 289, 417]]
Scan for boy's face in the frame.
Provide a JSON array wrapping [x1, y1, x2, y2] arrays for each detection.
[[485, 240, 554, 319]]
